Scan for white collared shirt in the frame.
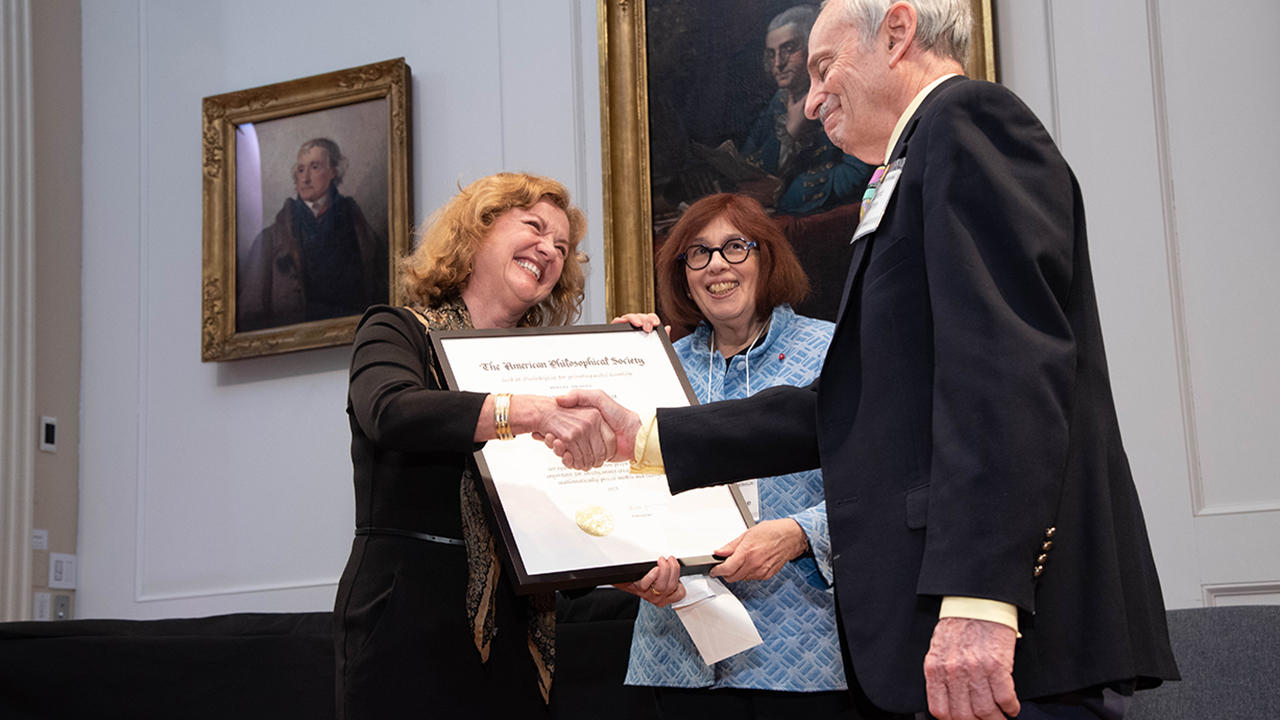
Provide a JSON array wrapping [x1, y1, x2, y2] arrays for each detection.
[[884, 73, 959, 162]]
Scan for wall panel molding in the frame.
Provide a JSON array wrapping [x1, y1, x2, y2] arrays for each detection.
[[128, 2, 343, 603], [1041, 0, 1062, 142], [1194, 501, 1280, 518], [0, 0, 35, 622], [127, 1, 343, 603], [1144, 0, 1210, 518], [133, 0, 152, 604], [137, 577, 338, 603], [1203, 581, 1280, 607]]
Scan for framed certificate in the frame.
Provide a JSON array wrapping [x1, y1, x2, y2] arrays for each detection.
[[431, 324, 753, 594]]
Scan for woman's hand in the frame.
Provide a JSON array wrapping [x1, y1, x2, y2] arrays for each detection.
[[553, 389, 641, 465], [614, 555, 687, 607], [708, 519, 809, 582], [537, 403, 616, 471], [497, 395, 616, 470], [611, 313, 669, 336]]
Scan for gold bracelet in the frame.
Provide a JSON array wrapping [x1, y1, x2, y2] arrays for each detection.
[[494, 393, 514, 440]]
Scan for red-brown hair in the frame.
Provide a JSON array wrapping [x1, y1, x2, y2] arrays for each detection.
[[655, 193, 810, 333], [400, 172, 587, 326]]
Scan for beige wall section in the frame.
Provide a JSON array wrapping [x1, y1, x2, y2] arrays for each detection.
[[31, 0, 81, 619]]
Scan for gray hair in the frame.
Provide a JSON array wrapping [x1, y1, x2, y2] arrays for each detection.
[[767, 5, 820, 43], [296, 137, 347, 186], [824, 0, 971, 66]]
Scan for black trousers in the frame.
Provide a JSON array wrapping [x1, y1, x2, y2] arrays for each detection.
[[913, 684, 1131, 720]]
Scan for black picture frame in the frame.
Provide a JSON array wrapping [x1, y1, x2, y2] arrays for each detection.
[[431, 323, 753, 594]]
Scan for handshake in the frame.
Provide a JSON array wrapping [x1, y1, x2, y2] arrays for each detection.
[[521, 313, 667, 470], [527, 389, 643, 471]]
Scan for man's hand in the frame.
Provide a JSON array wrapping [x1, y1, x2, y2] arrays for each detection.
[[554, 389, 641, 464], [708, 519, 808, 582], [524, 396, 615, 471], [924, 617, 1020, 720]]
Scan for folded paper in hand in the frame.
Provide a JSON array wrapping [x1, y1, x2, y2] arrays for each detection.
[[671, 575, 763, 665]]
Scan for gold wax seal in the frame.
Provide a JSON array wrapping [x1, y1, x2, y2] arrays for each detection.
[[574, 506, 614, 537]]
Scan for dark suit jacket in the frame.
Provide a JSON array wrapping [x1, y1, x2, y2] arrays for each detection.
[[237, 192, 387, 332], [656, 77, 1179, 713]]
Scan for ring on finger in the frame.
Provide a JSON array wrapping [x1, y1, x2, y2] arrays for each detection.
[[650, 587, 662, 595]]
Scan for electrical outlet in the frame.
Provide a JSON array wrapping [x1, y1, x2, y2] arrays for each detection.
[[53, 594, 72, 621]]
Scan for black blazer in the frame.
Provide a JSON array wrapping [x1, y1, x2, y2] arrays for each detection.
[[657, 77, 1179, 713]]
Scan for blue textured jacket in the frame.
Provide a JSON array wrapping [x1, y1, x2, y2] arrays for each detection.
[[625, 305, 845, 691]]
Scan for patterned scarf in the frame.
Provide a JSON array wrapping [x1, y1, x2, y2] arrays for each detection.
[[407, 296, 557, 703]]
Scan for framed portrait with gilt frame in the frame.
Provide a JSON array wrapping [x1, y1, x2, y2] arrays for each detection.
[[597, 0, 996, 325], [201, 58, 412, 361]]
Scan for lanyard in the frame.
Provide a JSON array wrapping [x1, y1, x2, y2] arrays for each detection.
[[707, 319, 769, 523], [706, 319, 768, 402]]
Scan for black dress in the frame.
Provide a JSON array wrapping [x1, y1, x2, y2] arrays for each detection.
[[333, 305, 549, 719]]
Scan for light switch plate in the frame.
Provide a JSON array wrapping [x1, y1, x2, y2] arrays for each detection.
[[33, 592, 51, 621], [49, 552, 76, 589]]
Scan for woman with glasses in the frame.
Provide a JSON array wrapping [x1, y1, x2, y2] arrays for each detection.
[[615, 193, 854, 718]]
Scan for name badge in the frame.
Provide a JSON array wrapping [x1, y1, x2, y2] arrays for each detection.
[[735, 479, 760, 522], [852, 157, 905, 243]]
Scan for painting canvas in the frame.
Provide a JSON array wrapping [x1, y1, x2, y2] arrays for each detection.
[[599, 0, 996, 324], [202, 58, 411, 361], [234, 99, 391, 333]]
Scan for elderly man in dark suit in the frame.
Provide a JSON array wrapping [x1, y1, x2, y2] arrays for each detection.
[[560, 1, 1180, 719]]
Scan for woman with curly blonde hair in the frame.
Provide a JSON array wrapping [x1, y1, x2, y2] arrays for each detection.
[[334, 172, 616, 718], [400, 172, 587, 327]]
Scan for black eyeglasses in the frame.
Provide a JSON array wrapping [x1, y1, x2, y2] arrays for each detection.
[[677, 239, 758, 270]]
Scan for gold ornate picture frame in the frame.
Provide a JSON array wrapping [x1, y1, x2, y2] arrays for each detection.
[[598, 1, 996, 319], [202, 58, 412, 361]]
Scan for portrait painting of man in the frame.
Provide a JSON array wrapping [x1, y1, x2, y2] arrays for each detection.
[[201, 58, 410, 362], [643, 1, 874, 322], [741, 5, 870, 217], [234, 99, 390, 333]]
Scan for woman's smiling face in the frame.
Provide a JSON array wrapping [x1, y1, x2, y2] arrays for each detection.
[[683, 214, 760, 331], [468, 198, 571, 318]]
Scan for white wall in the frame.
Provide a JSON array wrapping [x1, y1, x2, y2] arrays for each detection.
[[78, 0, 605, 619], [79, 0, 1279, 620], [996, 0, 1280, 609]]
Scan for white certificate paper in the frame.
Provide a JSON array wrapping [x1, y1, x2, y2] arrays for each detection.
[[432, 325, 752, 593]]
